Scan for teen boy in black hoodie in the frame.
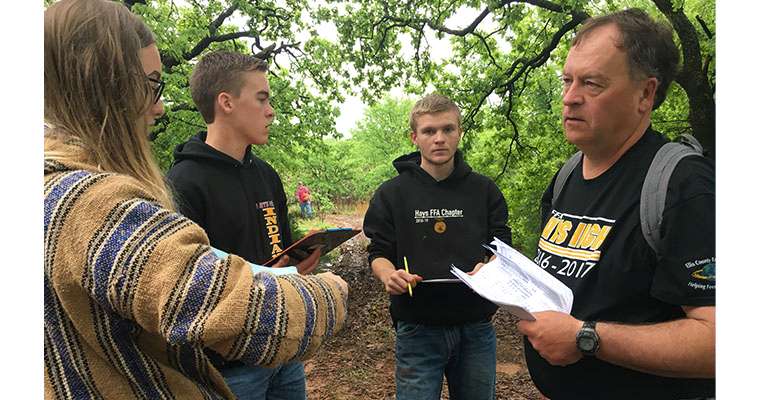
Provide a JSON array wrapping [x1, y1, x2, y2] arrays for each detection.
[[166, 51, 321, 400], [363, 94, 512, 400]]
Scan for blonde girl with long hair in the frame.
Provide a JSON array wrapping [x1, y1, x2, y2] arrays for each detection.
[[44, 1, 347, 398]]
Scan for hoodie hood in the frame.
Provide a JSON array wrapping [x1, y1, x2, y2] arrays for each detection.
[[392, 150, 472, 183], [171, 131, 252, 168]]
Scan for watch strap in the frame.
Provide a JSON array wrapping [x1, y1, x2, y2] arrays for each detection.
[[576, 320, 600, 356]]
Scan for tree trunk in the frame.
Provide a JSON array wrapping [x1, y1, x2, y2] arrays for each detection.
[[653, 0, 716, 159]]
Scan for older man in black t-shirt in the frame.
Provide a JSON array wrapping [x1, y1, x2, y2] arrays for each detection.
[[517, 9, 715, 399]]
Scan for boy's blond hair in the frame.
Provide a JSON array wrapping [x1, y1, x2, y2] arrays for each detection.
[[409, 93, 461, 132]]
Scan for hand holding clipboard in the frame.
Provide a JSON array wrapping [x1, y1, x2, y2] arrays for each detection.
[[264, 228, 361, 269]]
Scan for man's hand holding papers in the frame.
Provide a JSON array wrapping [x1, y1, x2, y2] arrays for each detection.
[[450, 237, 573, 321]]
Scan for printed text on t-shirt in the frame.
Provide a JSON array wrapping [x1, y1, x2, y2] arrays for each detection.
[[414, 208, 463, 223], [257, 201, 283, 257], [534, 210, 615, 279]]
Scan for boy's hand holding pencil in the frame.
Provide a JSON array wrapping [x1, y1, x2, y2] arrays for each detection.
[[379, 257, 422, 296], [403, 257, 413, 296]]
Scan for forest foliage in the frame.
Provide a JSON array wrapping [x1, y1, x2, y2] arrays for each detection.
[[114, 0, 715, 252]]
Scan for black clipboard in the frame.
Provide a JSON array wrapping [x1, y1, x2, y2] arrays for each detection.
[[263, 227, 362, 266]]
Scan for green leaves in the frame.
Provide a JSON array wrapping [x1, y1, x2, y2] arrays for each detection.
[[131, 0, 344, 173], [119, 0, 712, 249]]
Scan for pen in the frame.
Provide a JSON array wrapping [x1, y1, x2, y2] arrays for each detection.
[[403, 256, 413, 297]]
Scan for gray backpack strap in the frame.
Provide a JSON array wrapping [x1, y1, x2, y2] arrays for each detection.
[[676, 132, 704, 153], [552, 151, 582, 207], [640, 134, 703, 255]]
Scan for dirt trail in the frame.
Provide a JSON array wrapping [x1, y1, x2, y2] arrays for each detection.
[[303, 210, 542, 399]]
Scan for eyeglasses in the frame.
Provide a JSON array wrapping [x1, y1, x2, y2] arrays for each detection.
[[148, 76, 165, 104]]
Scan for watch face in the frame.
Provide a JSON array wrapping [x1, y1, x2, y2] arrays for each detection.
[[579, 336, 595, 351]]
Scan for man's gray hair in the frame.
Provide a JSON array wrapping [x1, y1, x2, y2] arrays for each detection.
[[573, 8, 680, 109]]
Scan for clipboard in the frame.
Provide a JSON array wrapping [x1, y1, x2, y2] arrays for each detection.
[[263, 227, 361, 266]]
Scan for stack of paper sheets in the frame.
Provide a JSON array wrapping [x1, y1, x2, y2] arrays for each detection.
[[450, 238, 573, 321]]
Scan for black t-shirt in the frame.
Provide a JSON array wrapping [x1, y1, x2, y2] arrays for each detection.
[[526, 130, 715, 399]]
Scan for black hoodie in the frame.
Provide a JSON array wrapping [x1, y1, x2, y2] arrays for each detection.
[[364, 151, 512, 325], [166, 132, 292, 265]]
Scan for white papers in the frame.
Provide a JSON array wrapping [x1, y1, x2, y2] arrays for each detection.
[[450, 238, 573, 321], [211, 247, 298, 276]]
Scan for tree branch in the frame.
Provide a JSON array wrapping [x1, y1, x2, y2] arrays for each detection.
[[379, 0, 513, 37], [423, 1, 502, 36], [413, 32, 425, 83], [695, 15, 713, 39], [209, 3, 239, 36], [498, 12, 587, 93], [414, 0, 575, 37], [473, 32, 499, 67], [189, 0, 206, 14], [495, 87, 520, 182], [148, 104, 202, 141], [182, 31, 254, 62], [652, 0, 716, 157], [161, 3, 282, 68]]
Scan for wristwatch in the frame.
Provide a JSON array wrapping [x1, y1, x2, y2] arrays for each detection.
[[576, 321, 600, 356]]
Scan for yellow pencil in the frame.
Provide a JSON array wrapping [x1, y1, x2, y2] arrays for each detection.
[[403, 256, 413, 297]]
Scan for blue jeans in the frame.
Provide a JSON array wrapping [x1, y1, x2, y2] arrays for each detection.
[[299, 201, 313, 218], [394, 320, 496, 400], [219, 361, 306, 400]]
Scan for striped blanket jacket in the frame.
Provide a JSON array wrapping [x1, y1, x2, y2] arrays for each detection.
[[44, 135, 347, 399]]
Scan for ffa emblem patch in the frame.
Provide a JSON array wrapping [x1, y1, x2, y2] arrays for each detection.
[[434, 219, 446, 234]]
